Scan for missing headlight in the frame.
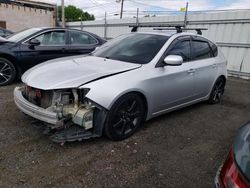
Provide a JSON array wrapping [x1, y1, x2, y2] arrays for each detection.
[[78, 88, 90, 103], [51, 88, 95, 130]]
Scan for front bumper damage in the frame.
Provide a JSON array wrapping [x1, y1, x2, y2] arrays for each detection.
[[14, 87, 58, 124], [14, 86, 107, 143]]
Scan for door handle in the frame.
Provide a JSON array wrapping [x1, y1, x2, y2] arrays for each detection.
[[61, 48, 66, 53], [187, 69, 196, 74]]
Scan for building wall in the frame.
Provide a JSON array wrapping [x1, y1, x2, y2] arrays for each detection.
[[0, 2, 55, 31], [66, 10, 250, 79]]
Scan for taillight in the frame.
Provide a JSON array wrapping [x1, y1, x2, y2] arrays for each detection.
[[220, 149, 250, 188]]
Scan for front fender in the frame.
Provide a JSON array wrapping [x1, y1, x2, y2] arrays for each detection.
[[86, 85, 148, 111], [81, 66, 155, 120]]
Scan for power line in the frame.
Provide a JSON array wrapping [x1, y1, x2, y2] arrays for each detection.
[[87, 0, 107, 11], [126, 0, 160, 8], [81, 2, 114, 10]]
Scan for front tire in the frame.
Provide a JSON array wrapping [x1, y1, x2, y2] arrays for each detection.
[[208, 77, 225, 104], [105, 93, 146, 141], [0, 58, 16, 86]]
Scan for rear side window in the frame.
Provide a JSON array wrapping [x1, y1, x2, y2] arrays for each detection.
[[166, 40, 191, 62], [70, 30, 97, 45], [192, 40, 213, 60]]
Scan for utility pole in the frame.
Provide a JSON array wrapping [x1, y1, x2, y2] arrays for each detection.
[[61, 0, 65, 28], [120, 0, 124, 19], [184, 2, 188, 28]]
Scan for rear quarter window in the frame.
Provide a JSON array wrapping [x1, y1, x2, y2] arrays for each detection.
[[209, 41, 218, 57]]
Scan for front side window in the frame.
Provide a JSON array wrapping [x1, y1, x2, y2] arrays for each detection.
[[192, 40, 213, 60], [7, 28, 42, 42], [70, 30, 97, 45], [166, 39, 191, 62], [93, 33, 169, 64], [33, 31, 66, 45]]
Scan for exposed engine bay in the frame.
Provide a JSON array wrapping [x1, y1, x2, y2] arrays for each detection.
[[21, 85, 107, 143]]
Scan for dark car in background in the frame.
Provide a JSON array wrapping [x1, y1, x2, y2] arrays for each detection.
[[214, 122, 250, 188], [0, 27, 13, 38], [0, 27, 106, 86]]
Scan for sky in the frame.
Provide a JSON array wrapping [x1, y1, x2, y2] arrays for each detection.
[[35, 0, 250, 19]]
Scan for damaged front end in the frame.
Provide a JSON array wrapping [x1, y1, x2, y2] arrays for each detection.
[[14, 85, 107, 143]]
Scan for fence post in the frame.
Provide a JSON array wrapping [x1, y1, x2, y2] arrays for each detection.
[[104, 11, 107, 39], [80, 15, 83, 30], [136, 8, 139, 26]]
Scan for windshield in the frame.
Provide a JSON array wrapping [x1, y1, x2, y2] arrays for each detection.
[[6, 28, 42, 42], [93, 33, 169, 64]]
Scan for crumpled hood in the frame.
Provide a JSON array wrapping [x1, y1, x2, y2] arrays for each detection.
[[22, 55, 141, 90]]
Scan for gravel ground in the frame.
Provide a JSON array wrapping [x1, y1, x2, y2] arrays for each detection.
[[0, 77, 250, 188]]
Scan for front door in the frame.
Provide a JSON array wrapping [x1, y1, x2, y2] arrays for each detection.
[[150, 36, 196, 113], [18, 30, 69, 71]]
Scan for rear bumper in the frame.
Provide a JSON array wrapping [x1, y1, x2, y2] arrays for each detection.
[[14, 87, 58, 125]]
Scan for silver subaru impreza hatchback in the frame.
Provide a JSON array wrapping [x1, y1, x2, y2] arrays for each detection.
[[14, 30, 227, 143]]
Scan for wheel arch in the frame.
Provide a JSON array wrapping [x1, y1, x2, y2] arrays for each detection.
[[206, 74, 226, 101], [129, 91, 148, 120], [104, 89, 149, 120], [218, 75, 226, 84]]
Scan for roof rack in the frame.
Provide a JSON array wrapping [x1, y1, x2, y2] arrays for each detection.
[[129, 25, 207, 35]]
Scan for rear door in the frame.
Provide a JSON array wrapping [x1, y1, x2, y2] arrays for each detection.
[[190, 36, 218, 98], [68, 30, 99, 55]]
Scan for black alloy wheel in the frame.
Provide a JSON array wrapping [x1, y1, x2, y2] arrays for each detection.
[[208, 77, 225, 104], [0, 58, 16, 86], [105, 93, 145, 140]]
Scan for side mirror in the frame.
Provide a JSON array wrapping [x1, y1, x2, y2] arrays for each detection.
[[28, 39, 40, 46], [163, 55, 183, 66]]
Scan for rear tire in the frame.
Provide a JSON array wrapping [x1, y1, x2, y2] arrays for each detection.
[[105, 93, 145, 141], [0, 57, 16, 86], [208, 77, 225, 104]]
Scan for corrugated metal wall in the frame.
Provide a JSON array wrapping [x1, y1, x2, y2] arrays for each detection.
[[66, 10, 250, 78]]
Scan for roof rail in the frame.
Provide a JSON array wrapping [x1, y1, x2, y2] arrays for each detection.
[[129, 25, 207, 35]]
